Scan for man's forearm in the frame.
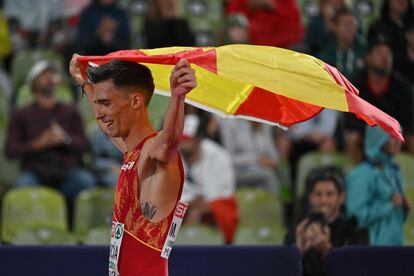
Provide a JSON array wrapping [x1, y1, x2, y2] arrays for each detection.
[[161, 94, 185, 152]]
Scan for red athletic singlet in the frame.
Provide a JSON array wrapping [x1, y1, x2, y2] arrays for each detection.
[[111, 133, 184, 276]]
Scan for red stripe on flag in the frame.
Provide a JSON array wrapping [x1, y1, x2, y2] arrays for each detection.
[[234, 87, 323, 127], [79, 48, 218, 73], [323, 63, 404, 142]]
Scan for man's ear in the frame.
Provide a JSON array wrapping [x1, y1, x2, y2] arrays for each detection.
[[131, 93, 143, 110]]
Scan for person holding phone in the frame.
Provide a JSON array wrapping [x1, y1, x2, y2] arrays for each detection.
[[284, 166, 368, 276]]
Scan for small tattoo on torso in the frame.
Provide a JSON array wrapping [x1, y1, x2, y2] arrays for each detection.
[[141, 202, 157, 220]]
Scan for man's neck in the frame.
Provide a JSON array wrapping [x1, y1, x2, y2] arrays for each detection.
[[338, 39, 352, 51], [35, 96, 57, 110], [367, 71, 390, 96], [123, 111, 155, 151]]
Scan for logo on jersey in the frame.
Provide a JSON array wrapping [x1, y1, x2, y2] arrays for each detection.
[[175, 201, 188, 219], [121, 161, 135, 171]]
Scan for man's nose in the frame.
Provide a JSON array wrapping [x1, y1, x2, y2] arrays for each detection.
[[94, 105, 104, 119]]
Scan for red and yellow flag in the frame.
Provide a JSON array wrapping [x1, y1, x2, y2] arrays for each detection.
[[79, 45, 404, 142]]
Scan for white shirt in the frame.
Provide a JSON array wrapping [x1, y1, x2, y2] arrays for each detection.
[[181, 139, 236, 202]]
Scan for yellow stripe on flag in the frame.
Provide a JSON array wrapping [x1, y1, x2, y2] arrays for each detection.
[[216, 44, 349, 111], [144, 63, 252, 114]]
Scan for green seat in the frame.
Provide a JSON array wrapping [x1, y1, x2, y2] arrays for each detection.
[[73, 187, 114, 243], [235, 225, 285, 245], [236, 187, 283, 229], [395, 153, 414, 188], [1, 186, 69, 244], [83, 226, 111, 245], [394, 154, 414, 245], [296, 151, 353, 198], [404, 186, 414, 245], [179, 0, 224, 46], [175, 224, 223, 245], [12, 227, 76, 245]]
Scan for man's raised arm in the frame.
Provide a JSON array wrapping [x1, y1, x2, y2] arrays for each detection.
[[148, 59, 197, 162]]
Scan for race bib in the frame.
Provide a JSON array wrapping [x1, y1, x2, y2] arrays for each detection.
[[161, 201, 188, 259], [109, 221, 125, 276]]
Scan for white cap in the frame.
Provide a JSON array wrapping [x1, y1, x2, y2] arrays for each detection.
[[182, 114, 200, 140], [27, 60, 59, 87]]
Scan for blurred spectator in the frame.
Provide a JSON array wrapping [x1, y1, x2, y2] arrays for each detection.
[[76, 0, 130, 55], [303, 0, 347, 55], [346, 126, 410, 245], [284, 166, 369, 276], [345, 38, 413, 141], [398, 19, 414, 84], [142, 0, 194, 48], [4, 60, 95, 207], [219, 118, 279, 194], [7, 17, 28, 55], [0, 0, 11, 68], [226, 0, 303, 48], [318, 8, 366, 83], [4, 0, 62, 47], [90, 126, 123, 187], [222, 13, 250, 45], [367, 0, 413, 79], [181, 114, 239, 244]]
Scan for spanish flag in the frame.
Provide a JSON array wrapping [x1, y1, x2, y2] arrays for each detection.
[[79, 45, 404, 142]]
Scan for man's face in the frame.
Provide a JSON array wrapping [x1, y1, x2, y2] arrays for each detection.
[[335, 14, 357, 46], [309, 180, 343, 222], [93, 80, 137, 138], [389, 0, 409, 17], [33, 68, 59, 98], [367, 44, 393, 76]]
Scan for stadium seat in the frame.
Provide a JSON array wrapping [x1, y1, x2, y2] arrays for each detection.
[[175, 224, 223, 245], [73, 187, 114, 244], [236, 187, 283, 229], [1, 186, 71, 244], [393, 154, 413, 245], [235, 225, 285, 245], [404, 186, 414, 245], [179, 0, 224, 46], [82, 226, 111, 245], [11, 227, 76, 245], [395, 153, 414, 188]]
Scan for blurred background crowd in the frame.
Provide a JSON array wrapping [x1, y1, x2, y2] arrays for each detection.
[[0, 0, 413, 274]]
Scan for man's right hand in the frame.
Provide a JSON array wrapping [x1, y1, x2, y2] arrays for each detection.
[[69, 53, 88, 85]]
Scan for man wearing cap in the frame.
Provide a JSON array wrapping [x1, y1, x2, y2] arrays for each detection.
[[180, 114, 239, 244], [5, 60, 95, 212]]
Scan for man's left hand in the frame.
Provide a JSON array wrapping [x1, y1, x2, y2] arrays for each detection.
[[170, 59, 197, 99]]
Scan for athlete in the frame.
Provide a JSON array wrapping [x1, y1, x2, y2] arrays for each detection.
[[69, 54, 197, 275]]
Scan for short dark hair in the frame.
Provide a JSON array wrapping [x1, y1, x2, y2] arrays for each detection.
[[305, 166, 344, 196], [88, 59, 155, 106]]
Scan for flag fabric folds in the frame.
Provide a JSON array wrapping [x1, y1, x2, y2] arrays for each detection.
[[78, 44, 404, 142]]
